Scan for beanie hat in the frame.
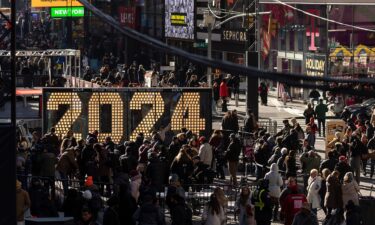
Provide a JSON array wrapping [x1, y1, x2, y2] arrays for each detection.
[[82, 190, 92, 200], [198, 136, 206, 143], [339, 156, 347, 162], [85, 176, 94, 187]]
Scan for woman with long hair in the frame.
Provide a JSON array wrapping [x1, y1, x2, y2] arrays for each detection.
[[170, 148, 194, 187], [235, 186, 256, 225], [203, 194, 226, 225]]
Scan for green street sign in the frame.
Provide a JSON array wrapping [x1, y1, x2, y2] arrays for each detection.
[[193, 42, 207, 48], [51, 7, 85, 18]]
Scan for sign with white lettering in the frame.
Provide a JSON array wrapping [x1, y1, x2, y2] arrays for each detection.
[[221, 30, 248, 43], [305, 54, 326, 76]]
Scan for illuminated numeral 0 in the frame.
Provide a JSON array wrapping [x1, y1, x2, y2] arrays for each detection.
[[46, 92, 82, 139], [171, 93, 205, 135], [129, 92, 164, 141], [88, 93, 124, 143]]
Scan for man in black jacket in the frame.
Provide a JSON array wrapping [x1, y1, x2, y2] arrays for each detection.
[[319, 150, 338, 173], [334, 156, 353, 183], [226, 133, 241, 186]]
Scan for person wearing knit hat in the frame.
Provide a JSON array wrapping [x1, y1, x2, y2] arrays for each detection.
[[85, 176, 94, 187]]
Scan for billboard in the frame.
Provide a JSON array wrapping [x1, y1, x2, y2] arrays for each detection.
[[31, 0, 83, 8], [165, 0, 195, 39], [43, 88, 212, 143], [118, 6, 136, 28]]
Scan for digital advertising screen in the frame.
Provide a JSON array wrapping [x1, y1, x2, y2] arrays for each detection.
[[165, 0, 195, 40], [43, 88, 212, 143]]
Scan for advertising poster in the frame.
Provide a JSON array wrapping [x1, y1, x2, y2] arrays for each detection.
[[165, 0, 194, 39], [31, 0, 82, 8]]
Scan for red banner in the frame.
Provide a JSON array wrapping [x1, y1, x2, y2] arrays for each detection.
[[118, 7, 136, 29]]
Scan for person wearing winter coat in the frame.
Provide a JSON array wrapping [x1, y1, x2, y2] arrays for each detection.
[[16, 180, 31, 225], [306, 169, 321, 214], [334, 156, 353, 183], [129, 170, 142, 203], [320, 151, 338, 173], [226, 134, 242, 186], [345, 200, 361, 225], [56, 147, 78, 195], [219, 79, 229, 112], [203, 194, 226, 225], [277, 148, 288, 177], [169, 194, 191, 225], [341, 172, 360, 208], [319, 168, 331, 216], [170, 148, 194, 187], [198, 137, 213, 167], [300, 151, 321, 190], [146, 152, 168, 192], [264, 163, 283, 221], [285, 150, 297, 178], [133, 194, 165, 225], [291, 202, 319, 225], [103, 196, 121, 225], [251, 179, 273, 225], [324, 171, 343, 215], [77, 207, 99, 225], [235, 186, 256, 225]]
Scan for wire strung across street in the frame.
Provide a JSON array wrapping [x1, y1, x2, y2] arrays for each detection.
[[78, 0, 375, 97]]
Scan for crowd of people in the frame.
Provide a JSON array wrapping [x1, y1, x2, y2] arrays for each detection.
[[14, 101, 374, 225]]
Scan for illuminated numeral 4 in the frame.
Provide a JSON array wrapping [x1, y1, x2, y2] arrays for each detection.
[[46, 92, 82, 139], [88, 93, 124, 143], [171, 92, 205, 135], [129, 92, 164, 141]]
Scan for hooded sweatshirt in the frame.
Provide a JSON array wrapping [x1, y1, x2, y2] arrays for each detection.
[[264, 163, 283, 198]]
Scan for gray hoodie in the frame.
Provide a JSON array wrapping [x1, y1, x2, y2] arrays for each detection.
[[264, 163, 283, 198]]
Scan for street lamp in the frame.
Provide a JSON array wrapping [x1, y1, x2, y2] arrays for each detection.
[[202, 11, 215, 87]]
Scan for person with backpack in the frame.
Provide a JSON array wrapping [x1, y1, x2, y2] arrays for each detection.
[[132, 194, 165, 225], [169, 193, 192, 225]]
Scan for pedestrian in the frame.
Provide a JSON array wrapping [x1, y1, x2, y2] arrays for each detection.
[[359, 134, 369, 176], [103, 196, 121, 225], [306, 169, 321, 215], [226, 133, 241, 186], [254, 140, 269, 180], [169, 193, 192, 225], [341, 172, 360, 208], [264, 163, 283, 221], [349, 133, 362, 184], [303, 103, 316, 125], [300, 151, 321, 190], [77, 207, 99, 225], [132, 194, 165, 225], [244, 109, 258, 134], [315, 99, 328, 137], [319, 168, 331, 215], [367, 132, 375, 178], [309, 89, 321, 107], [56, 147, 78, 195], [345, 200, 361, 225], [129, 170, 142, 203], [202, 194, 226, 225], [251, 179, 273, 225], [277, 148, 288, 177], [198, 136, 213, 167], [279, 177, 306, 225], [259, 82, 268, 105], [170, 148, 194, 187], [16, 180, 31, 225], [291, 202, 319, 225], [334, 156, 352, 183], [219, 79, 229, 112], [285, 150, 297, 179], [235, 186, 256, 225], [146, 152, 168, 192], [324, 171, 343, 216]]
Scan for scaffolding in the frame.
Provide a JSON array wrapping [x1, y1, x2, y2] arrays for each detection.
[[0, 49, 81, 84]]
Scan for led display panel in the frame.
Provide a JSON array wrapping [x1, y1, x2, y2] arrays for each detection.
[[43, 88, 212, 143], [165, 0, 195, 39]]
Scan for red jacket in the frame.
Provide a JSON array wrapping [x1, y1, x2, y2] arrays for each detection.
[[220, 82, 228, 97], [282, 193, 307, 225]]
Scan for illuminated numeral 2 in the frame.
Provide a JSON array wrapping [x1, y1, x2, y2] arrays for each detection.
[[88, 93, 124, 143], [129, 92, 164, 141], [171, 92, 205, 135], [46, 92, 82, 139]]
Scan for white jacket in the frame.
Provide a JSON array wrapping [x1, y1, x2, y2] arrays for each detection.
[[307, 176, 322, 209], [199, 143, 213, 166], [264, 163, 283, 198], [203, 205, 226, 225]]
